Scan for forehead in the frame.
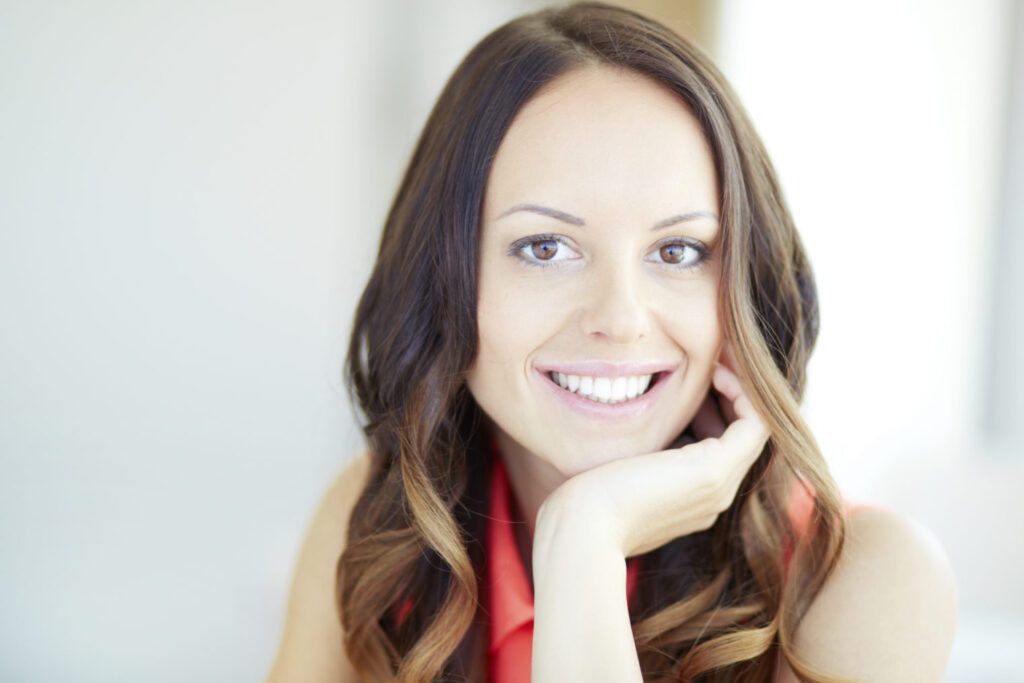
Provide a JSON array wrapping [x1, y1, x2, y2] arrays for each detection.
[[483, 65, 719, 225]]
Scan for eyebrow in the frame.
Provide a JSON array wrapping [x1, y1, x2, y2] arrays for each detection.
[[495, 203, 719, 230]]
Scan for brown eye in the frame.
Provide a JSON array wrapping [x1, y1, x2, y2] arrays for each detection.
[[650, 240, 709, 270], [508, 235, 581, 269], [659, 243, 687, 264], [530, 239, 559, 260]]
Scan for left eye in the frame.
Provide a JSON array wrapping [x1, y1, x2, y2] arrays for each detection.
[[651, 242, 703, 267]]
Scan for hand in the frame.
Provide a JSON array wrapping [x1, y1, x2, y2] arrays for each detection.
[[535, 343, 770, 559]]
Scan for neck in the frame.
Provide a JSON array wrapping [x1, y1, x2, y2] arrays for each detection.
[[491, 429, 568, 588]]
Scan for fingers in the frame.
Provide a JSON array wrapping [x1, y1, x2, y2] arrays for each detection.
[[719, 339, 739, 375], [712, 364, 769, 466], [712, 364, 751, 422], [713, 371, 738, 424]]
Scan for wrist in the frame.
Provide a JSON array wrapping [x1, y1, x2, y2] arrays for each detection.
[[533, 490, 625, 575], [531, 495, 641, 683]]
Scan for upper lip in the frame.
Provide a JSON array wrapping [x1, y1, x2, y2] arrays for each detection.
[[534, 359, 679, 378]]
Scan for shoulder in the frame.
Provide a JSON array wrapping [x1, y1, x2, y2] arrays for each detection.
[[316, 450, 375, 531], [267, 449, 374, 683], [777, 506, 958, 682]]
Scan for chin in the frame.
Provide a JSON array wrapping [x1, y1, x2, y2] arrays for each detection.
[[538, 432, 670, 479]]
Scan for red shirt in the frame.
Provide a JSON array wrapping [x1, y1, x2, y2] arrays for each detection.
[[483, 442, 870, 682], [485, 443, 641, 683], [394, 441, 871, 682]]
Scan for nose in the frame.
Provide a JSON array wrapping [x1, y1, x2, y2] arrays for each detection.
[[579, 261, 651, 343]]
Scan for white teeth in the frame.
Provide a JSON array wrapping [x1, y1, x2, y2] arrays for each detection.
[[548, 371, 657, 404], [610, 377, 627, 402]]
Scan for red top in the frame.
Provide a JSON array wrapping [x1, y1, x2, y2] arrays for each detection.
[[393, 441, 873, 682], [485, 443, 641, 683]]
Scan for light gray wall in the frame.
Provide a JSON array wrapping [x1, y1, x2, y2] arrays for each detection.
[[984, 0, 1024, 451], [0, 1, 544, 680]]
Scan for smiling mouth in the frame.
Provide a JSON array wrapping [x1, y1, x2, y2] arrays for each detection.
[[545, 370, 668, 404]]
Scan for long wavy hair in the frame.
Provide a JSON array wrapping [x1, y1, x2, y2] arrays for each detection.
[[338, 2, 848, 681]]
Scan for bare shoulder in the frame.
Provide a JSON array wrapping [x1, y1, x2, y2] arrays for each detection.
[[776, 507, 958, 682], [266, 448, 375, 683]]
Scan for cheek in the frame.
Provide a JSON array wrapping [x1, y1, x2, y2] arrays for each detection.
[[656, 283, 722, 360], [468, 263, 565, 396], [476, 264, 567, 356]]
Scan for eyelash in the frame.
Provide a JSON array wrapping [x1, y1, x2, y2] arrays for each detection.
[[507, 233, 713, 272]]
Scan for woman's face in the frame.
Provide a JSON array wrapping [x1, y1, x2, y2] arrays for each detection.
[[467, 65, 724, 478]]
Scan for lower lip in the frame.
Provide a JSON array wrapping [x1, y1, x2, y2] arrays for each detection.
[[535, 369, 673, 420]]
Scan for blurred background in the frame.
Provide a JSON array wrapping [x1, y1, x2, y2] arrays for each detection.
[[1, 1, 1020, 680]]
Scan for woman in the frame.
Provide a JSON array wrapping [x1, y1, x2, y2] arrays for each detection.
[[269, 2, 957, 681]]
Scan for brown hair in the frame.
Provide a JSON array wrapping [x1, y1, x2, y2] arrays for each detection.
[[339, 2, 848, 680]]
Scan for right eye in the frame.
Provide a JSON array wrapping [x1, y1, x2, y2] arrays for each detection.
[[508, 234, 582, 269]]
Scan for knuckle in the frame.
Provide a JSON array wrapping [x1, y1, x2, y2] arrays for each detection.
[[701, 437, 725, 458], [697, 513, 719, 531]]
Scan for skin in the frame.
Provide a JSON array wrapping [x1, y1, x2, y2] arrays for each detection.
[[467, 63, 770, 680], [467, 64, 731, 562]]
